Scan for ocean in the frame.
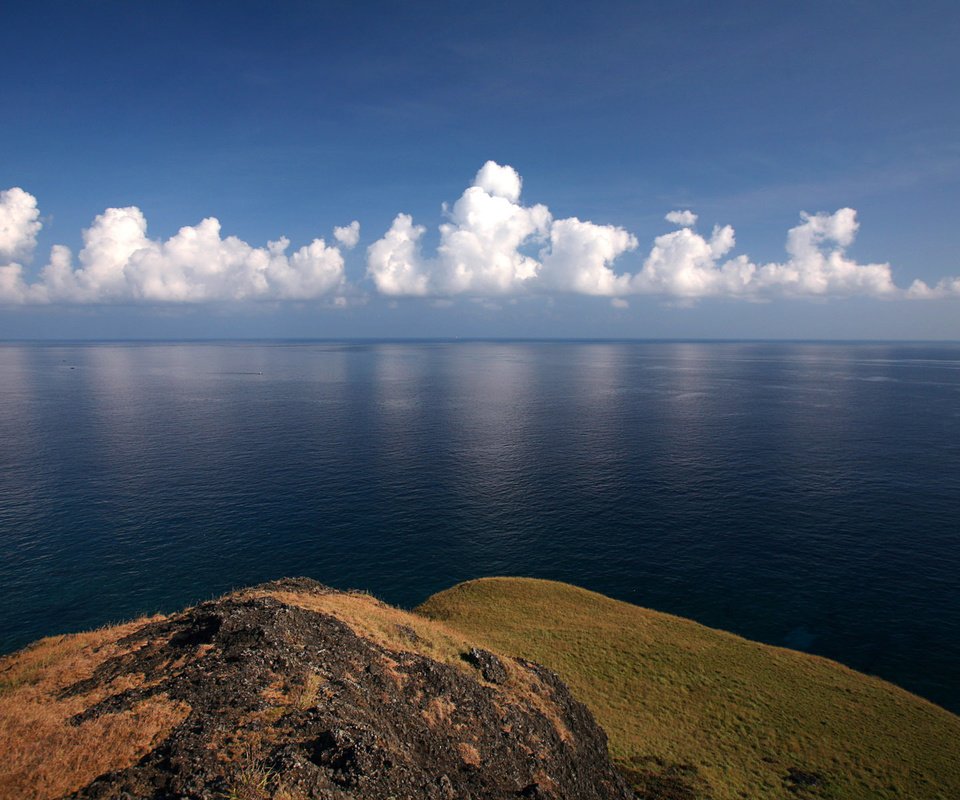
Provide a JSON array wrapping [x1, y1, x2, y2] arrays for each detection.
[[0, 340, 958, 711]]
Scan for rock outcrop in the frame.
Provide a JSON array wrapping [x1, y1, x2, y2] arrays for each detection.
[[19, 578, 632, 799]]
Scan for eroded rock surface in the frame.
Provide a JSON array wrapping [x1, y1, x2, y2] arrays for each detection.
[[63, 578, 632, 800]]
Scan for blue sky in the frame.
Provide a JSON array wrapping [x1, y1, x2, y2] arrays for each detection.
[[2, 0, 959, 338]]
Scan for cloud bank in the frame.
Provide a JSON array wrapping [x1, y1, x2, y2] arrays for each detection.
[[3, 163, 958, 306], [0, 189, 351, 304], [368, 161, 917, 301]]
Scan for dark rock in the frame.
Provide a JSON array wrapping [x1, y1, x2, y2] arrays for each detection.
[[462, 647, 509, 684], [63, 582, 632, 800]]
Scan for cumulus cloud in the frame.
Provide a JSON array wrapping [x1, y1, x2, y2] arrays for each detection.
[[5, 167, 957, 308], [473, 160, 523, 203], [630, 223, 741, 297], [366, 213, 431, 296], [628, 208, 897, 299], [333, 220, 360, 249], [539, 217, 637, 295], [665, 209, 697, 227], [436, 171, 551, 294], [368, 161, 635, 296], [0, 188, 44, 304], [367, 162, 918, 302], [752, 209, 896, 297], [0, 187, 42, 263], [0, 191, 347, 305], [907, 277, 960, 299], [367, 163, 555, 296]]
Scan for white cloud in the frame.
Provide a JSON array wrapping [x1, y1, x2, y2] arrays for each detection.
[[630, 209, 896, 299], [631, 224, 744, 297], [368, 164, 913, 302], [368, 162, 634, 297], [436, 173, 551, 294], [539, 217, 637, 295], [0, 195, 347, 305], [368, 162, 554, 295], [0, 187, 42, 263], [333, 220, 360, 249], [5, 168, 956, 308], [752, 209, 896, 297], [473, 160, 523, 203], [366, 213, 431, 296], [0, 187, 45, 304], [907, 277, 960, 299], [665, 209, 698, 227], [0, 263, 32, 304]]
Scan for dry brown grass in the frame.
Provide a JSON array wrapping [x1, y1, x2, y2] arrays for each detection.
[[272, 787, 310, 800], [222, 743, 310, 800], [287, 671, 323, 711], [458, 741, 481, 767], [0, 616, 190, 800], [378, 653, 407, 688], [223, 749, 274, 800], [422, 695, 456, 727], [244, 588, 476, 668], [489, 658, 574, 745]]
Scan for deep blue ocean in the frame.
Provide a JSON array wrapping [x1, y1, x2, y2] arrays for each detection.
[[1, 341, 958, 712]]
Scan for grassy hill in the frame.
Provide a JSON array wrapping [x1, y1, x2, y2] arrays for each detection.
[[418, 577, 960, 800]]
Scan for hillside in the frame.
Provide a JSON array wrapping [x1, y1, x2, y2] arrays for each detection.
[[0, 578, 630, 800], [419, 577, 960, 800], [3, 576, 957, 800]]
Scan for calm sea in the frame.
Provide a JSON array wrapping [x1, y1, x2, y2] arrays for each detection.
[[1, 341, 958, 711]]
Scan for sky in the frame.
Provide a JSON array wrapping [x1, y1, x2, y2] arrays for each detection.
[[2, 0, 959, 339]]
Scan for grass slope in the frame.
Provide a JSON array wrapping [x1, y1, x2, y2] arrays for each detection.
[[418, 577, 960, 800]]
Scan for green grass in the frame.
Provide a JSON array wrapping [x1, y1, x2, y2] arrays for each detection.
[[418, 577, 960, 800]]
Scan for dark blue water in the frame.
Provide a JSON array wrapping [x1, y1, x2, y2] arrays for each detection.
[[1, 341, 958, 711]]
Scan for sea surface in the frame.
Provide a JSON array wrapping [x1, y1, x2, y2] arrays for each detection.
[[1, 340, 958, 711]]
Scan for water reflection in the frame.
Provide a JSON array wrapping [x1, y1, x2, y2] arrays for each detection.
[[0, 341, 957, 712], [444, 344, 538, 510]]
